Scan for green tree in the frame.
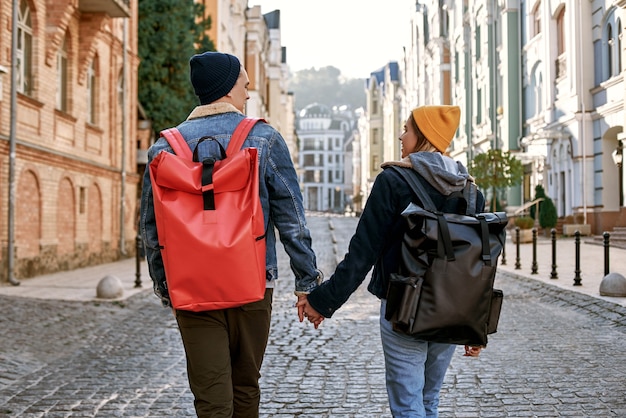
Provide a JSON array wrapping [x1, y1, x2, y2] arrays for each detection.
[[469, 149, 524, 212], [138, 0, 214, 135]]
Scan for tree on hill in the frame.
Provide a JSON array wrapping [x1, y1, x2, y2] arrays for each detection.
[[138, 0, 214, 135], [289, 66, 366, 111]]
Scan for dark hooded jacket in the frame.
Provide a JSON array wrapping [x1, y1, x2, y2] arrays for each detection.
[[307, 152, 485, 318]]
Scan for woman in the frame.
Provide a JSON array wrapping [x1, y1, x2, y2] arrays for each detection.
[[298, 105, 485, 417]]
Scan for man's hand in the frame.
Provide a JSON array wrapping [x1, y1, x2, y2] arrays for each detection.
[[296, 296, 324, 329]]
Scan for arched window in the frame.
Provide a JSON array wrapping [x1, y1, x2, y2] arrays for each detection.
[[17, 0, 33, 95], [56, 34, 68, 112], [618, 19, 623, 73], [532, 1, 541, 37], [527, 63, 543, 117], [608, 25, 615, 77], [603, 11, 623, 80]]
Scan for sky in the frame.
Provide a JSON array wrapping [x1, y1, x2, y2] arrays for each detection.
[[249, 1, 414, 79]]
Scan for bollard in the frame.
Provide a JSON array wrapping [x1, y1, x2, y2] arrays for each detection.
[[135, 233, 142, 288], [573, 231, 582, 286], [603, 232, 610, 277], [515, 226, 521, 270], [501, 234, 507, 265], [531, 228, 538, 274], [550, 228, 558, 279]]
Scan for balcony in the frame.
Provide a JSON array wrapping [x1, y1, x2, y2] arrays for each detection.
[[79, 0, 130, 18]]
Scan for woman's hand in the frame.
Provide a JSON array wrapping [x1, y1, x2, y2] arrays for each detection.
[[463, 345, 483, 357], [296, 296, 324, 329]]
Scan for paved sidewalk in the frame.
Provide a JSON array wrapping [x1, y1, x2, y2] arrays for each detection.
[[498, 233, 626, 307], [0, 257, 149, 302], [1, 229, 625, 309]]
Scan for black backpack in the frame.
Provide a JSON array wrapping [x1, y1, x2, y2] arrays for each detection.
[[385, 166, 507, 346]]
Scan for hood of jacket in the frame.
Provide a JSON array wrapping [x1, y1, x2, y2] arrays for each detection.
[[382, 152, 471, 195]]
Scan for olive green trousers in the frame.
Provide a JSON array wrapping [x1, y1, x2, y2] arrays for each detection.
[[175, 288, 273, 418]]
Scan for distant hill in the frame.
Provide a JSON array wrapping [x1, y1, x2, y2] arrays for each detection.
[[289, 66, 366, 112]]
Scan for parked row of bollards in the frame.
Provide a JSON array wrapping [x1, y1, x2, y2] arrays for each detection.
[[505, 227, 615, 288]]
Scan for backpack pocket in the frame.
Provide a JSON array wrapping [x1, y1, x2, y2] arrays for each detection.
[[385, 273, 424, 333], [487, 288, 503, 334]]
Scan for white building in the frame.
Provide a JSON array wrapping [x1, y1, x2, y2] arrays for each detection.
[[388, 0, 626, 234], [296, 103, 356, 213]]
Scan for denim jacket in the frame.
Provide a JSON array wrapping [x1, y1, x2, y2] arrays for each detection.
[[140, 103, 320, 307]]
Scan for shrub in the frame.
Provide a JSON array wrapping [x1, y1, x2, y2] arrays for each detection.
[[514, 216, 535, 229], [539, 196, 558, 229]]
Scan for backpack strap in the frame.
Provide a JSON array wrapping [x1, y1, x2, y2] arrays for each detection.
[[160, 128, 193, 160], [462, 182, 478, 216], [226, 117, 266, 157], [389, 166, 437, 212], [160, 117, 267, 161]]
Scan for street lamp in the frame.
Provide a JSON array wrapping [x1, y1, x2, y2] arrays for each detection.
[[612, 140, 623, 207]]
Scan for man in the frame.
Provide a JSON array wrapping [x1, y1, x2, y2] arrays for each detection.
[[140, 51, 321, 418]]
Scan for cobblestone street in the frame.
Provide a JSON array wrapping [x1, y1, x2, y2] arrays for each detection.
[[1, 215, 625, 417]]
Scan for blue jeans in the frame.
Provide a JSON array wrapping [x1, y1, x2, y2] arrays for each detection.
[[380, 300, 456, 418]]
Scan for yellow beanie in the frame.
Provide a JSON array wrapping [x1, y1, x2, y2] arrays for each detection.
[[412, 105, 461, 153]]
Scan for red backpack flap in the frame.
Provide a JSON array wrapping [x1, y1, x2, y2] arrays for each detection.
[[149, 118, 267, 311]]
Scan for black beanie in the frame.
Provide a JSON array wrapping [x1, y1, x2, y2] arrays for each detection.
[[189, 52, 241, 105]]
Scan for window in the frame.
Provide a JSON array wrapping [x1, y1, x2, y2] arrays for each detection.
[[608, 26, 614, 77], [618, 19, 623, 73], [531, 65, 543, 115], [87, 57, 98, 125], [475, 25, 481, 60], [532, 1, 541, 37], [439, 0, 449, 37], [556, 7, 565, 56], [17, 0, 33, 95], [57, 35, 68, 112], [476, 89, 482, 124], [117, 69, 124, 108]]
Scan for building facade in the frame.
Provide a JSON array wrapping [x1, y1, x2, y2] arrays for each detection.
[[383, 0, 626, 234], [1, 0, 292, 282], [296, 103, 356, 213], [0, 0, 139, 282], [364, 62, 402, 197]]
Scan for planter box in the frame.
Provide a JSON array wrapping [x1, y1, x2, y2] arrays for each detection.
[[510, 228, 534, 243], [562, 224, 591, 236]]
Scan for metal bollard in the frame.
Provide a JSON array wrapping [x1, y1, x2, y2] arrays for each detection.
[[135, 233, 142, 288], [531, 228, 538, 274], [573, 231, 582, 286], [501, 234, 507, 265], [515, 227, 521, 270], [603, 232, 610, 276], [550, 228, 558, 279]]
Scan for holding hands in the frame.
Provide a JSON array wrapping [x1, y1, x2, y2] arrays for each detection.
[[296, 295, 324, 329]]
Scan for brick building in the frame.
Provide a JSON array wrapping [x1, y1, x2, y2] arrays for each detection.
[[0, 0, 294, 283], [0, 0, 139, 281]]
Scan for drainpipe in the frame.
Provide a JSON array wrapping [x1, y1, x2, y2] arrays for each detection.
[[119, 18, 128, 255], [578, 0, 587, 224], [7, 0, 20, 286]]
